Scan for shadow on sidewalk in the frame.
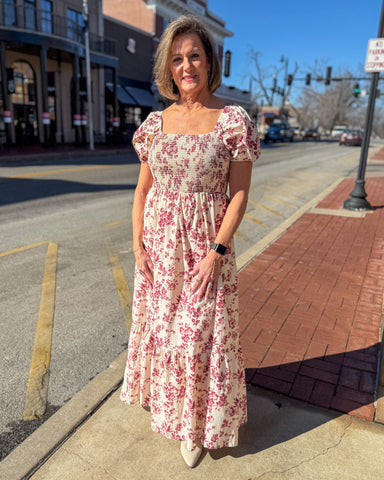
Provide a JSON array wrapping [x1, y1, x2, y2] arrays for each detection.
[[210, 344, 381, 461], [0, 177, 136, 206]]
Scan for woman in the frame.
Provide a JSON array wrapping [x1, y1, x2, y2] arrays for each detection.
[[120, 15, 260, 468]]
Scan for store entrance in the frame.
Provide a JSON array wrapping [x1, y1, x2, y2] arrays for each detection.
[[11, 60, 38, 145], [14, 104, 38, 145]]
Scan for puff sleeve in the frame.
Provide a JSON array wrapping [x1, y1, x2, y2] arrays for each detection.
[[222, 105, 260, 163], [132, 111, 161, 163]]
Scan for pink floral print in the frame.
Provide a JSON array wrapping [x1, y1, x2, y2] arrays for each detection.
[[120, 105, 260, 450]]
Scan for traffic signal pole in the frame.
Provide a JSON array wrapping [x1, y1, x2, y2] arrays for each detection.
[[343, 0, 384, 210]]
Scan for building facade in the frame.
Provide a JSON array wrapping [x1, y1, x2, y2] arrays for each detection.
[[0, 0, 118, 147], [103, 0, 253, 114], [103, 15, 157, 143]]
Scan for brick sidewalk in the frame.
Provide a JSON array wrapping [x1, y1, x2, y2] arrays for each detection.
[[239, 177, 384, 421], [372, 145, 384, 160]]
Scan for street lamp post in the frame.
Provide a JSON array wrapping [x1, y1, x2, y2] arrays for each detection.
[[82, 0, 94, 151], [343, 0, 384, 210], [280, 56, 288, 120]]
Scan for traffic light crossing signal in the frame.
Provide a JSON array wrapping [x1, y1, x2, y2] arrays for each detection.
[[354, 83, 360, 98], [325, 66, 332, 85], [224, 50, 231, 77], [287, 74, 293, 86], [305, 73, 311, 86]]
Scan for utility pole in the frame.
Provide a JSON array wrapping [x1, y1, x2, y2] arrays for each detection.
[[82, 0, 94, 150], [343, 0, 384, 210]]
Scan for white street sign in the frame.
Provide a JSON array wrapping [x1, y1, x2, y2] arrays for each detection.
[[365, 38, 384, 72]]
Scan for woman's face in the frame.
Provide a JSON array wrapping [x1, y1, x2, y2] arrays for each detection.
[[170, 32, 210, 98]]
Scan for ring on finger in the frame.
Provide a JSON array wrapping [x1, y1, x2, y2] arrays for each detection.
[[194, 277, 202, 283], [207, 282, 214, 287]]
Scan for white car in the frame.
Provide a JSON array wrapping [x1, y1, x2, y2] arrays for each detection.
[[331, 125, 347, 138]]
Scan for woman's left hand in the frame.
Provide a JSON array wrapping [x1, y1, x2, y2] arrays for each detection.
[[190, 250, 222, 301]]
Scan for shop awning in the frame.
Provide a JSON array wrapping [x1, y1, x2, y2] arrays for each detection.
[[106, 84, 136, 105], [124, 86, 157, 108]]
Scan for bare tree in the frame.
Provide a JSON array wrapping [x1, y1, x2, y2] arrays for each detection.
[[296, 70, 370, 132], [248, 49, 299, 108]]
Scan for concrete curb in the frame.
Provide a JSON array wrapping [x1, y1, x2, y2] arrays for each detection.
[[0, 147, 135, 165], [0, 352, 127, 480]]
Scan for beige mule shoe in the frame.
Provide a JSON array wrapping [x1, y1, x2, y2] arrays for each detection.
[[180, 439, 202, 468]]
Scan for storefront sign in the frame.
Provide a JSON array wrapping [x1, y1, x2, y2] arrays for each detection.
[[73, 114, 81, 126], [3, 110, 11, 123], [42, 112, 51, 125]]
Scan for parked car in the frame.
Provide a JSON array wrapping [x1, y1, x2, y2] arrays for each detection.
[[303, 128, 321, 140], [331, 125, 348, 138], [264, 122, 294, 143], [339, 129, 363, 146]]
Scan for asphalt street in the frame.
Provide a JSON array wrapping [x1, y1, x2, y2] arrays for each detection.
[[0, 138, 371, 460]]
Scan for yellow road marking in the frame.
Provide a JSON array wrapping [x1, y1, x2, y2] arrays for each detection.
[[265, 195, 295, 207], [106, 221, 122, 227], [24, 242, 58, 420], [0, 241, 48, 258], [234, 230, 250, 242], [284, 184, 302, 191], [106, 241, 133, 332], [263, 185, 302, 199], [248, 199, 285, 218], [10, 165, 113, 179], [244, 213, 268, 228]]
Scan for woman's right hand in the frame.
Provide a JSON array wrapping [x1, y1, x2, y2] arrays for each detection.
[[135, 247, 154, 287]]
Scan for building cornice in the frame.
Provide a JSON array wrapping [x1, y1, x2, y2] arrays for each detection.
[[145, 0, 233, 38]]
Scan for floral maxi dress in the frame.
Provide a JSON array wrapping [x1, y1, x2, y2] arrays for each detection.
[[120, 105, 260, 450]]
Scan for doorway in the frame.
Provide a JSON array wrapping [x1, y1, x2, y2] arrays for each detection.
[[11, 60, 38, 145]]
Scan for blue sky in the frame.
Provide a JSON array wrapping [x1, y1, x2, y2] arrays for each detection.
[[208, 0, 383, 96]]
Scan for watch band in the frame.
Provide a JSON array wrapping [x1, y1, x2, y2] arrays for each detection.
[[211, 243, 227, 255]]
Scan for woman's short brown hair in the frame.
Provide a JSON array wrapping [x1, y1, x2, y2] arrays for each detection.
[[154, 15, 222, 100]]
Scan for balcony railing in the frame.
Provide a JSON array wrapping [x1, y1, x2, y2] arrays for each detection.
[[0, 2, 116, 56]]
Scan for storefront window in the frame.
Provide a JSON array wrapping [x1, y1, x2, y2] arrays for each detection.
[[24, 0, 36, 30], [3, 0, 16, 27], [67, 8, 85, 43], [11, 61, 38, 145], [41, 0, 52, 34]]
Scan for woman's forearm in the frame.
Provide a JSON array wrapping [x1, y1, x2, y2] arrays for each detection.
[[132, 189, 147, 251], [213, 189, 248, 248]]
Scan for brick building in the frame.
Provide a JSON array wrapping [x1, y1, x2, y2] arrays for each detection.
[[0, 0, 119, 147], [103, 0, 254, 116]]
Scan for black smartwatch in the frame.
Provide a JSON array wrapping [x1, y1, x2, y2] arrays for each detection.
[[211, 243, 227, 255]]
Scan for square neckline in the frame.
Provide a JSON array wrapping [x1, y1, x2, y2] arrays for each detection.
[[159, 105, 228, 136]]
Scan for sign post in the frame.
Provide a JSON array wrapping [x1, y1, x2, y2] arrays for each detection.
[[82, 0, 94, 151], [344, 1, 384, 210]]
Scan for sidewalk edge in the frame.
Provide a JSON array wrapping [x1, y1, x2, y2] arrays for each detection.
[[0, 351, 127, 480]]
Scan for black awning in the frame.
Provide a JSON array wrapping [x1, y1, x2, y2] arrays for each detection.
[[124, 86, 157, 108], [106, 84, 137, 105]]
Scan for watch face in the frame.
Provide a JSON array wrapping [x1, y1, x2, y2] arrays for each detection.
[[212, 243, 226, 255]]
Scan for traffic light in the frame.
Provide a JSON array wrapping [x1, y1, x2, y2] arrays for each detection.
[[224, 50, 231, 77], [325, 66, 332, 85], [354, 83, 360, 98], [287, 74, 293, 86], [305, 73, 311, 86]]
